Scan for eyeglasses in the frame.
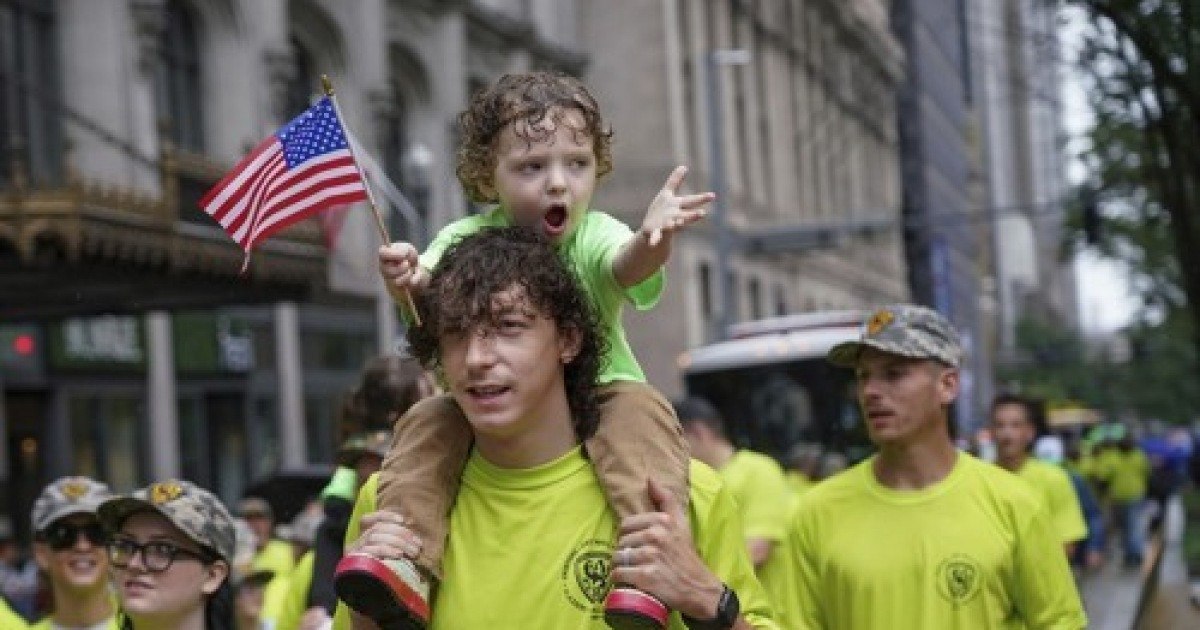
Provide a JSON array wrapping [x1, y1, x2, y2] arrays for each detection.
[[107, 537, 212, 573], [40, 521, 107, 551]]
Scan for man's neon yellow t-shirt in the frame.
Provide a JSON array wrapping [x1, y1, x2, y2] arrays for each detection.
[[419, 209, 663, 384], [777, 453, 1087, 630], [718, 450, 791, 545], [1012, 458, 1088, 544], [334, 454, 780, 629]]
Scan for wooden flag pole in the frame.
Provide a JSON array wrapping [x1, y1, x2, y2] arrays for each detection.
[[321, 75, 421, 327]]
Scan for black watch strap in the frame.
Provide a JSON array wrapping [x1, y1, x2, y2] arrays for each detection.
[[683, 583, 740, 630]]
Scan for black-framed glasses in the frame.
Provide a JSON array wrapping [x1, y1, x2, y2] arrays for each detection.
[[39, 521, 107, 551], [107, 537, 213, 573]]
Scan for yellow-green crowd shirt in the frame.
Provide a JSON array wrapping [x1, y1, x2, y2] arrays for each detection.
[[1012, 458, 1089, 544], [333, 455, 780, 629], [273, 550, 315, 630], [2, 599, 28, 630], [777, 453, 1087, 630], [1101, 448, 1150, 502], [717, 450, 792, 546], [419, 208, 664, 384]]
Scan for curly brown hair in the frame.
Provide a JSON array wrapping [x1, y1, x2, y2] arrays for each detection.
[[456, 71, 614, 204], [406, 226, 607, 441]]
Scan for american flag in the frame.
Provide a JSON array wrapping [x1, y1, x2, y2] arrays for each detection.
[[200, 96, 368, 257]]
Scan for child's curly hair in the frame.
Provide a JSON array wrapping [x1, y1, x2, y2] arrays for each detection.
[[456, 71, 614, 204], [406, 226, 608, 441]]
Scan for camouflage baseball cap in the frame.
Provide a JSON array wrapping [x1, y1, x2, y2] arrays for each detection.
[[828, 304, 962, 368], [98, 479, 236, 563], [32, 476, 113, 532]]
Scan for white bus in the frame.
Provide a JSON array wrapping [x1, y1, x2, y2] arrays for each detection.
[[676, 311, 874, 467]]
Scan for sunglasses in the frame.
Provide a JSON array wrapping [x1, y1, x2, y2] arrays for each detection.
[[40, 521, 107, 551], [107, 537, 213, 573]]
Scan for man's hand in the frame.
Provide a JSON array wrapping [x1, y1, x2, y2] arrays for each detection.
[[640, 166, 714, 247], [609, 478, 725, 620], [346, 510, 423, 561]]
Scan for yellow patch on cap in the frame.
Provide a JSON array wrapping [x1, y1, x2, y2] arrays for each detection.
[[866, 309, 895, 336], [60, 480, 88, 500], [150, 482, 183, 505]]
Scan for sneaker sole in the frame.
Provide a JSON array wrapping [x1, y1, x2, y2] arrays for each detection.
[[604, 587, 669, 629], [335, 554, 430, 630]]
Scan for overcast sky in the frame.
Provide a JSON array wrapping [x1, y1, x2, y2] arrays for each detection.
[[1059, 6, 1139, 334]]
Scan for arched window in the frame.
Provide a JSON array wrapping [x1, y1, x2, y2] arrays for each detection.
[[1, 0, 63, 186], [159, 0, 204, 152], [285, 37, 317, 118]]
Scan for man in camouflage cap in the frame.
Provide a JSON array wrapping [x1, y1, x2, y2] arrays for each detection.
[[772, 304, 1088, 629], [98, 479, 236, 565], [30, 476, 116, 629]]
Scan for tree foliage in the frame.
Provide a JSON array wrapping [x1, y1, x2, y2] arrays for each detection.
[[1065, 0, 1200, 361]]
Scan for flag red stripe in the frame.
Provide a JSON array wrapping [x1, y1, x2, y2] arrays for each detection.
[[237, 153, 364, 247], [246, 189, 368, 250], [200, 138, 279, 217], [250, 182, 368, 240], [225, 155, 287, 241], [253, 168, 363, 226]]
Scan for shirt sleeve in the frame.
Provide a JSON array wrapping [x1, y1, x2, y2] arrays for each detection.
[[690, 472, 783, 630], [586, 212, 665, 311], [1009, 504, 1089, 629], [738, 459, 791, 543], [1048, 468, 1089, 543], [774, 500, 824, 630]]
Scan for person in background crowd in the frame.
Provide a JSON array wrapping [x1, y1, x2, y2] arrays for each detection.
[[676, 397, 791, 571], [775, 304, 1086, 629], [275, 355, 434, 630], [0, 517, 39, 621], [989, 394, 1088, 554], [783, 443, 822, 496], [99, 479, 236, 630], [0, 595, 28, 629], [30, 477, 118, 630], [238, 498, 294, 583], [1101, 434, 1151, 568], [232, 570, 274, 630]]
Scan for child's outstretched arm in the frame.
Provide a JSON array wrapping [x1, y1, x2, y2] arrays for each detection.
[[613, 165, 714, 288], [379, 241, 431, 305]]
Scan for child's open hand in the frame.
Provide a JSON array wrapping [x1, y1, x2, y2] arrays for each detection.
[[641, 166, 714, 246]]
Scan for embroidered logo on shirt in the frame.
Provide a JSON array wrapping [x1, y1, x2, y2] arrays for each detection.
[[937, 553, 982, 606], [561, 538, 613, 616]]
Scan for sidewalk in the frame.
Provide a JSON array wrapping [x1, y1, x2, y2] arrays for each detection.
[[1138, 497, 1199, 629]]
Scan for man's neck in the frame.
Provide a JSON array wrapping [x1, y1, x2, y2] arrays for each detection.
[[51, 585, 113, 627], [997, 451, 1028, 473], [874, 439, 959, 490], [473, 413, 579, 469]]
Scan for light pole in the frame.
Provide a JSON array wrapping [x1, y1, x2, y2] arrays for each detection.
[[705, 49, 750, 341], [401, 141, 433, 247]]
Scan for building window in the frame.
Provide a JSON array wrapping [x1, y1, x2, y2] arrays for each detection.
[[159, 0, 204, 152], [68, 393, 145, 492], [699, 262, 713, 321], [0, 0, 63, 187], [748, 277, 762, 320], [287, 37, 318, 116]]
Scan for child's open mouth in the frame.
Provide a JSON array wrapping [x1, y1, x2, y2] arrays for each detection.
[[542, 204, 569, 236]]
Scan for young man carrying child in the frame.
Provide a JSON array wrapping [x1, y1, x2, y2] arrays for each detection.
[[335, 71, 713, 629], [337, 227, 777, 630]]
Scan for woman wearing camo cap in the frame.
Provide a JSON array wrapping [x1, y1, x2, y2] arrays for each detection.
[[98, 480, 236, 630]]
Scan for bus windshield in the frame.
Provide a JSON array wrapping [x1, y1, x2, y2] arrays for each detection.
[[684, 358, 872, 466]]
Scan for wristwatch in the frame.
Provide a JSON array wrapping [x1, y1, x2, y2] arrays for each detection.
[[683, 583, 740, 630]]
